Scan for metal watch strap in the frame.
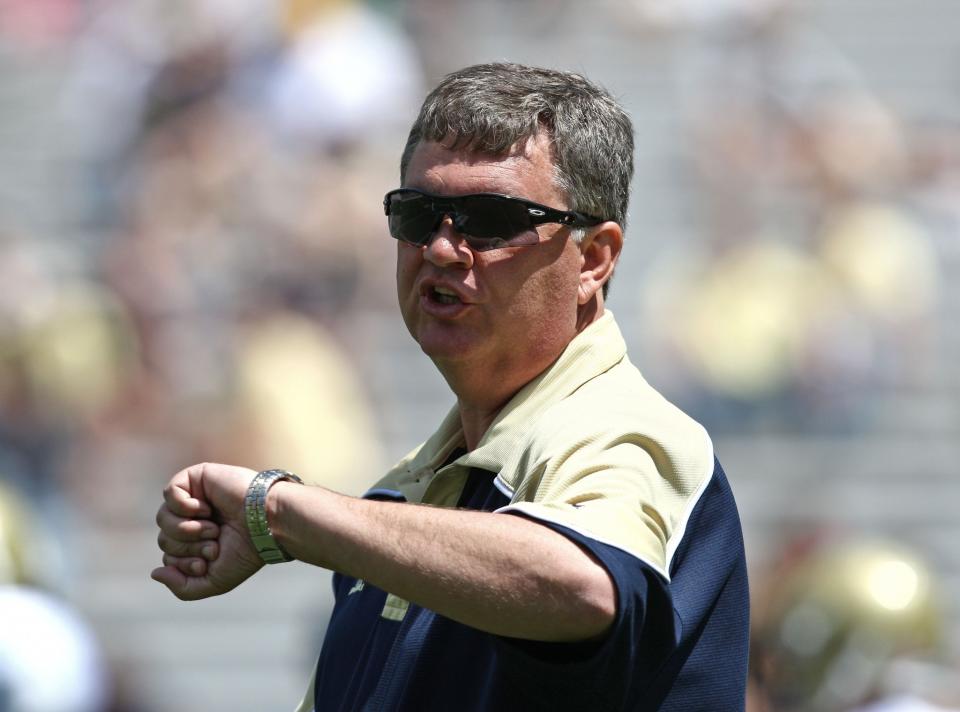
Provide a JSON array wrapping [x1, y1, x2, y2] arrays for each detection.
[[244, 469, 303, 564]]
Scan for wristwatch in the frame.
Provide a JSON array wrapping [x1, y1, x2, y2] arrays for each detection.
[[244, 469, 304, 564]]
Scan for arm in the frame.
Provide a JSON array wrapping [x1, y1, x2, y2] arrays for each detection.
[[271, 481, 615, 641], [152, 463, 616, 642]]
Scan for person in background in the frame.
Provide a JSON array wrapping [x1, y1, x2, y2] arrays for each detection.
[[0, 482, 110, 712], [749, 536, 960, 712]]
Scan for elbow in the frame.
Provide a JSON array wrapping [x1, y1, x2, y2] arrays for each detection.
[[551, 565, 616, 642], [578, 570, 617, 639]]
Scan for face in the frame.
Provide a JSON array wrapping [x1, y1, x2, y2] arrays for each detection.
[[396, 135, 586, 395]]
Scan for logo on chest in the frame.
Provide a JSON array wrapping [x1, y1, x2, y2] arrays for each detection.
[[346, 579, 409, 622]]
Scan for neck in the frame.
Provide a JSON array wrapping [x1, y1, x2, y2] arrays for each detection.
[[439, 360, 532, 450], [450, 301, 605, 450], [457, 398, 508, 451]]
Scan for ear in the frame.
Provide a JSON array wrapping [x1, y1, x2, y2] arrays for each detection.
[[577, 222, 623, 305]]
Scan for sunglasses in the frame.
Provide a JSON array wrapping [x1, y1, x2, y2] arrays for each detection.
[[383, 188, 604, 252]]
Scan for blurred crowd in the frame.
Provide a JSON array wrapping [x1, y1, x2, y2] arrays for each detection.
[[744, 531, 960, 712], [633, 0, 954, 433], [1, 0, 421, 514], [0, 0, 958, 709], [1, 0, 417, 707]]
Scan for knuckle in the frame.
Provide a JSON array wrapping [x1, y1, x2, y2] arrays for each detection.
[[155, 506, 168, 528], [176, 518, 200, 538], [157, 532, 177, 552]]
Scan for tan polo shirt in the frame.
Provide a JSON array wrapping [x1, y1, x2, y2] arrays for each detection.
[[295, 310, 719, 711], [368, 309, 715, 580]]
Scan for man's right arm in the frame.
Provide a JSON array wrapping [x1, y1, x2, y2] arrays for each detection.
[[152, 462, 616, 643]]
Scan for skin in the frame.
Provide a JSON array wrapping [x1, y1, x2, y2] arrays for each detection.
[[152, 133, 625, 642], [397, 136, 617, 447]]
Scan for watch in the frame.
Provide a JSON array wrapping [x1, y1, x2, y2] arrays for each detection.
[[244, 469, 304, 564]]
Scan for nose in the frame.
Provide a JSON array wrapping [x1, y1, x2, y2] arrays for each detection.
[[423, 215, 474, 268]]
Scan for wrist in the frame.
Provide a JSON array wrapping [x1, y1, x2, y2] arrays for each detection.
[[264, 480, 296, 549], [268, 484, 344, 572]]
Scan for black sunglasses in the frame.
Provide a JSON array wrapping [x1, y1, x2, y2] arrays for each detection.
[[383, 188, 604, 252]]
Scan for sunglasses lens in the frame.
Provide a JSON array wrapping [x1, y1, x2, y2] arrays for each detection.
[[387, 192, 440, 246], [456, 196, 539, 251], [386, 191, 545, 251]]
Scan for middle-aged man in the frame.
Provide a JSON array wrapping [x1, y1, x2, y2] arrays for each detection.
[[152, 62, 749, 711]]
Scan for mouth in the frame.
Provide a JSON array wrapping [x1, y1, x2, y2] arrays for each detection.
[[430, 286, 463, 305]]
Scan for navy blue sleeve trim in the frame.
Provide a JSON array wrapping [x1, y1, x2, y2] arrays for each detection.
[[492, 514, 679, 712]]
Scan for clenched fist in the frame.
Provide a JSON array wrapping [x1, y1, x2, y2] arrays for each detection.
[[151, 463, 264, 600]]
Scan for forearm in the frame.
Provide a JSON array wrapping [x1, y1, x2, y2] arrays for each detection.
[[266, 482, 616, 642]]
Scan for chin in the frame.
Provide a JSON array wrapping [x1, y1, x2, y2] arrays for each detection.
[[414, 326, 484, 364], [417, 337, 474, 362]]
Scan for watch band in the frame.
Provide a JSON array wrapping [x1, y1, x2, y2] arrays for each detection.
[[244, 469, 304, 564]]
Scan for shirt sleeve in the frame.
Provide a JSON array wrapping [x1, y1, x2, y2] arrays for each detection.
[[492, 371, 715, 581], [492, 516, 680, 712], [498, 435, 690, 577]]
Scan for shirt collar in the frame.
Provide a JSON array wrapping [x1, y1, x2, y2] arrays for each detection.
[[457, 310, 625, 476], [380, 311, 627, 502]]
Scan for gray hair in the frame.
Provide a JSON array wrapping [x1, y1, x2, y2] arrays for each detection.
[[399, 63, 634, 292]]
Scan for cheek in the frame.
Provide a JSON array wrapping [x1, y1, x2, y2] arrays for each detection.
[[536, 243, 583, 299], [396, 245, 419, 297], [395, 246, 422, 327], [397, 250, 417, 334], [498, 251, 581, 328]]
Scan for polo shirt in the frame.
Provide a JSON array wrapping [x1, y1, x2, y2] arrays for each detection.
[[297, 311, 749, 711]]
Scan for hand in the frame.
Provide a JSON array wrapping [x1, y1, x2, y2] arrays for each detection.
[[151, 462, 265, 600]]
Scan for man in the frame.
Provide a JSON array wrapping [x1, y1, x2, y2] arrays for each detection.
[[152, 62, 749, 711]]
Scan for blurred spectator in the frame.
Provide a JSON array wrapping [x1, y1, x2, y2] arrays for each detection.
[[61, 0, 422, 229], [0, 482, 110, 712], [45, 1, 402, 534], [640, 237, 838, 425], [750, 535, 960, 712], [0, 234, 135, 500], [633, 2, 942, 431], [267, 0, 424, 151], [223, 309, 383, 495], [0, 0, 82, 50], [16, 281, 139, 429]]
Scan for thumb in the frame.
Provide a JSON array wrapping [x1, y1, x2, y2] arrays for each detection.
[[151, 564, 218, 601]]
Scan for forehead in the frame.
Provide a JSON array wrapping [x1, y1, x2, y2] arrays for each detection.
[[403, 135, 563, 206]]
